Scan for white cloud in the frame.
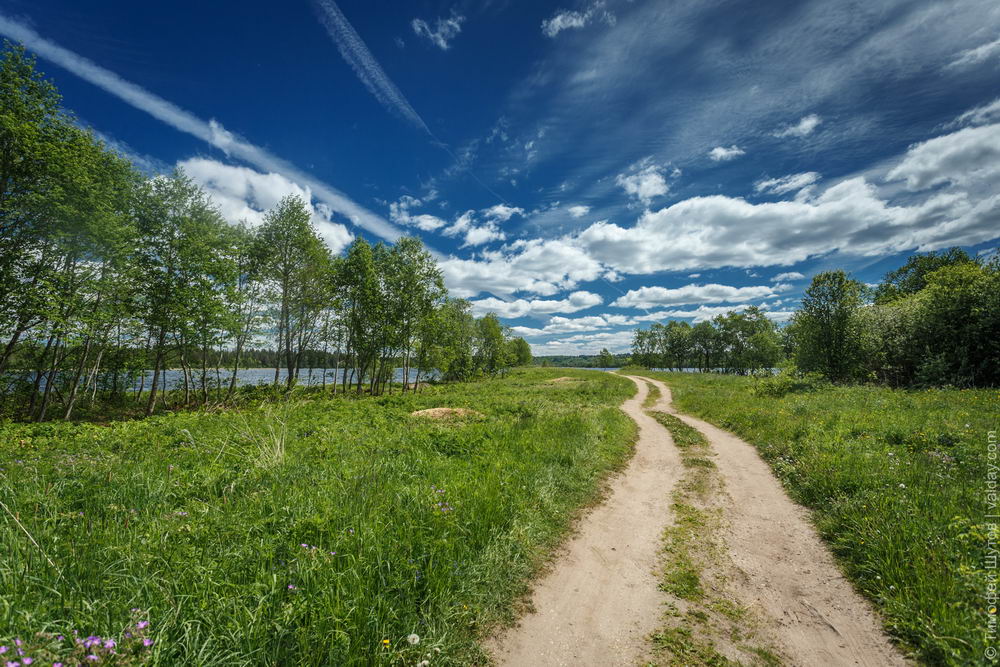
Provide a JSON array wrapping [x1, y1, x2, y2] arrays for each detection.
[[470, 291, 603, 318], [313, 1, 430, 132], [576, 174, 999, 274], [412, 12, 465, 50], [482, 204, 525, 222], [513, 313, 633, 336], [952, 97, 1000, 127], [463, 224, 505, 246], [440, 238, 605, 298], [541, 2, 615, 38], [527, 330, 635, 356], [948, 36, 1000, 69], [774, 114, 822, 138], [389, 195, 448, 231], [568, 205, 591, 218], [181, 158, 353, 253], [772, 271, 805, 282], [616, 159, 669, 204], [611, 283, 790, 309], [708, 145, 745, 161], [754, 172, 821, 195], [886, 122, 1000, 190], [0, 14, 403, 242]]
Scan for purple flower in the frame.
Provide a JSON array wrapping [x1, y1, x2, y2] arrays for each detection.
[[136, 621, 149, 630], [287, 584, 297, 590], [103, 639, 116, 649], [142, 639, 153, 647], [5, 660, 19, 667], [300, 543, 308, 548], [20, 659, 31, 666], [54, 663, 63, 667], [86, 655, 99, 662], [0, 648, 6, 654]]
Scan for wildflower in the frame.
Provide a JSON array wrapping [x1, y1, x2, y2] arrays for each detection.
[[5, 661, 18, 667], [54, 664, 63, 667], [300, 543, 308, 548], [381, 639, 390, 647], [287, 584, 297, 590], [136, 621, 149, 630], [898, 483, 906, 489], [20, 660, 31, 666], [408, 634, 420, 645], [418, 661, 430, 667], [142, 639, 153, 647], [103, 639, 116, 649], [0, 648, 5, 654], [86, 655, 99, 662]]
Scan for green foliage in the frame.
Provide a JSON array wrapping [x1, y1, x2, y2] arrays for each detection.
[[508, 337, 533, 366], [874, 247, 974, 304], [641, 371, 998, 665], [791, 270, 866, 382], [0, 369, 636, 665], [596, 347, 615, 369], [751, 366, 829, 398]]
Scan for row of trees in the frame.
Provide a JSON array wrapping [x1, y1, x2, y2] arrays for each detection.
[[630, 249, 999, 387], [631, 307, 783, 375], [0, 43, 529, 421]]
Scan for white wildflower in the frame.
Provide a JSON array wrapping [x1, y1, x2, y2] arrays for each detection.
[[407, 634, 420, 645]]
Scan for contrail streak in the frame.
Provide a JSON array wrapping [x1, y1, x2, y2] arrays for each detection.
[[0, 13, 403, 243], [313, 0, 430, 133]]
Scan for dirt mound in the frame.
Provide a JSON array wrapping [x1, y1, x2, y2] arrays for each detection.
[[410, 407, 483, 419], [547, 376, 582, 383]]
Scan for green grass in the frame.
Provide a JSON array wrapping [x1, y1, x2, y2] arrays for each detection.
[[0, 368, 637, 665], [636, 371, 999, 665]]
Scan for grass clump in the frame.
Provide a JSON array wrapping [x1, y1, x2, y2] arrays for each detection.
[[0, 368, 636, 665], [637, 370, 997, 665]]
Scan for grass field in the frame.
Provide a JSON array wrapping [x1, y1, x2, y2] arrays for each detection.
[[633, 371, 997, 665], [0, 368, 636, 665]]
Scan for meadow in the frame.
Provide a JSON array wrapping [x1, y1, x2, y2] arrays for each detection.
[[0, 368, 635, 665], [634, 371, 997, 665]]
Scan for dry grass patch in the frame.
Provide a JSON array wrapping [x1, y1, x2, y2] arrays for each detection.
[[547, 377, 583, 384]]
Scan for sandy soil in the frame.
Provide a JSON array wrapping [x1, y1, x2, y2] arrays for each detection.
[[409, 407, 482, 419], [488, 376, 682, 666], [489, 374, 907, 666], [643, 375, 908, 666]]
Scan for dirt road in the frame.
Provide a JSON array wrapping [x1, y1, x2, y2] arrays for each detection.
[[487, 376, 682, 666], [489, 374, 907, 666]]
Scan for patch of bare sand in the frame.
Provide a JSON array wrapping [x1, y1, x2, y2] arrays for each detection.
[[409, 407, 483, 419]]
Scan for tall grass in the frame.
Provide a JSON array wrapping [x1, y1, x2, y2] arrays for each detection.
[[635, 371, 997, 665], [0, 368, 635, 665]]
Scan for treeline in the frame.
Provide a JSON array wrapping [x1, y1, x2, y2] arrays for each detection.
[[534, 351, 630, 368], [631, 307, 783, 375], [631, 248, 1000, 387], [0, 44, 530, 421]]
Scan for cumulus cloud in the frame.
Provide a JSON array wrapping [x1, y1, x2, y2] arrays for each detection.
[[389, 195, 448, 231], [774, 114, 822, 138], [541, 2, 615, 38], [708, 145, 745, 161], [180, 157, 353, 252], [512, 313, 634, 336], [754, 172, 821, 195], [440, 238, 605, 298], [611, 283, 790, 309], [482, 204, 525, 222], [948, 36, 1000, 69], [886, 122, 1000, 190], [616, 159, 670, 204], [527, 330, 636, 355], [568, 205, 591, 218], [470, 291, 603, 318], [772, 271, 805, 282], [412, 12, 465, 50]]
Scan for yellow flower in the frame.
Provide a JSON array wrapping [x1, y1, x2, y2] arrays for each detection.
[[382, 639, 390, 647]]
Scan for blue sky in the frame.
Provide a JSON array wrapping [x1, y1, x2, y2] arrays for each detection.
[[2, 0, 998, 354]]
